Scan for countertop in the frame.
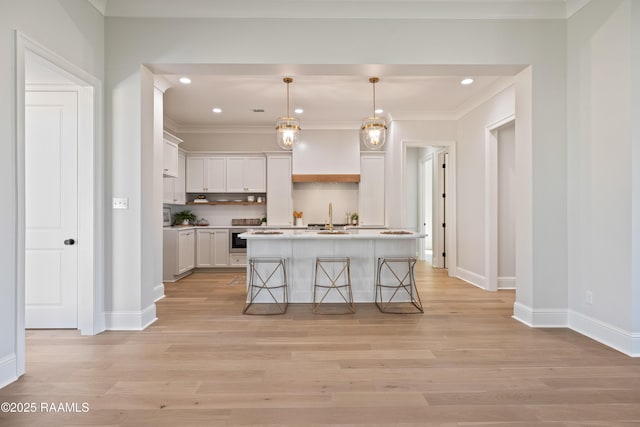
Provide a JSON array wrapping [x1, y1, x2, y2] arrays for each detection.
[[240, 229, 426, 240]]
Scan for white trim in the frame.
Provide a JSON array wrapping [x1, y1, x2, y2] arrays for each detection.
[[497, 276, 516, 290], [485, 114, 516, 292], [568, 310, 640, 357], [512, 302, 568, 328], [105, 304, 157, 331], [153, 283, 166, 302], [0, 354, 18, 389], [456, 267, 485, 289]]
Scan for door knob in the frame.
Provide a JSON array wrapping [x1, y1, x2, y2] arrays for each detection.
[[64, 239, 76, 246]]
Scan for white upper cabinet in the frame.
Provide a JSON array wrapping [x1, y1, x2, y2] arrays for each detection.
[[266, 154, 293, 226], [187, 155, 265, 193], [186, 156, 226, 193], [163, 153, 186, 205], [163, 131, 182, 178], [359, 153, 385, 226], [226, 156, 266, 192]]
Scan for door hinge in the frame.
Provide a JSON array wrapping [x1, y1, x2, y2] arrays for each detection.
[[442, 163, 446, 169], [442, 193, 446, 198], [442, 223, 446, 228], [442, 252, 446, 258]]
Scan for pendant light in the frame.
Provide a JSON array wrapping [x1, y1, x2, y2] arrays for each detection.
[[275, 77, 300, 150], [360, 77, 387, 150]]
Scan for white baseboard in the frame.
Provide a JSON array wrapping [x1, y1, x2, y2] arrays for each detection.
[[153, 283, 165, 302], [498, 276, 516, 289], [456, 267, 486, 289], [512, 301, 568, 327], [105, 303, 157, 330], [569, 310, 640, 357], [0, 353, 18, 389]]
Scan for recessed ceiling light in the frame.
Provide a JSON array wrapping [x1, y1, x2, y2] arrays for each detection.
[[375, 108, 384, 114], [294, 108, 304, 114], [178, 77, 191, 84], [212, 107, 222, 113], [461, 78, 474, 85]]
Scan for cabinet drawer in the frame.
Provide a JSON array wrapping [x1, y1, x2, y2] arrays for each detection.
[[229, 254, 247, 267]]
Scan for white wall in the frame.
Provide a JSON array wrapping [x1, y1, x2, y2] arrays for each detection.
[[177, 132, 276, 152], [456, 86, 516, 277], [405, 147, 419, 231], [567, 0, 639, 354], [0, 0, 104, 387]]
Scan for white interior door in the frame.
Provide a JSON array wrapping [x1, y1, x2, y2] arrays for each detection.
[[25, 91, 78, 328]]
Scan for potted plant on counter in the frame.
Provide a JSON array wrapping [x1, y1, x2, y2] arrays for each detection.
[[350, 212, 359, 226], [174, 210, 196, 225]]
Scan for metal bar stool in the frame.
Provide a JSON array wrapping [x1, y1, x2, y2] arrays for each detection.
[[313, 257, 355, 314], [243, 257, 288, 315], [375, 257, 423, 314]]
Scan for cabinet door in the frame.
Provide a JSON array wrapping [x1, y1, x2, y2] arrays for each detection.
[[225, 157, 246, 192], [186, 157, 206, 192], [212, 230, 230, 267], [163, 140, 179, 177], [267, 155, 293, 226], [359, 154, 385, 226], [178, 230, 195, 273], [162, 177, 176, 204], [175, 153, 186, 205], [205, 157, 226, 193], [196, 230, 213, 267], [196, 230, 229, 267], [245, 157, 266, 192]]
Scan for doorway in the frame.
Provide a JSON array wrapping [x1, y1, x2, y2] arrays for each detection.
[[485, 116, 516, 291], [403, 140, 456, 277], [15, 32, 104, 378]]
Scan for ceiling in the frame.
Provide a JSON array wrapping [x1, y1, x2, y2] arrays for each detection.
[[162, 73, 515, 131]]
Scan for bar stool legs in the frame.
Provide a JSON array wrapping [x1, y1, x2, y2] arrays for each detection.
[[313, 257, 355, 314], [375, 257, 423, 314], [243, 257, 288, 315]]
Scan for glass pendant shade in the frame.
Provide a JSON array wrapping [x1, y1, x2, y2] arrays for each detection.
[[275, 77, 300, 150], [276, 116, 300, 149], [360, 116, 387, 149], [360, 77, 387, 150]]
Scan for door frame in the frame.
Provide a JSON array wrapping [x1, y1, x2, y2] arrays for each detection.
[[401, 140, 457, 277], [15, 32, 105, 375], [485, 114, 516, 291]]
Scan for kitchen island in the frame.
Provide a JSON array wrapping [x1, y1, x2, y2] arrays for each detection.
[[240, 229, 426, 303]]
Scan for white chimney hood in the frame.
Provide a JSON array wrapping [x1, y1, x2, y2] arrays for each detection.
[[291, 130, 360, 183]]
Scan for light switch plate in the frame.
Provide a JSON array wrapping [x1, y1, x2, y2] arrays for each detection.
[[112, 197, 128, 209]]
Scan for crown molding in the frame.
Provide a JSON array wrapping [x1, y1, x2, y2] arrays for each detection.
[[100, 0, 579, 20]]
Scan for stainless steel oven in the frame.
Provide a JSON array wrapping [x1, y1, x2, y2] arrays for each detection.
[[230, 229, 247, 253]]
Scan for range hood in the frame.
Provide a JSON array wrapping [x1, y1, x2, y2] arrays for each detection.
[[292, 130, 360, 183]]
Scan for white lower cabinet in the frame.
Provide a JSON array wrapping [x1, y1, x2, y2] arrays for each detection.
[[196, 229, 229, 267], [163, 228, 195, 281]]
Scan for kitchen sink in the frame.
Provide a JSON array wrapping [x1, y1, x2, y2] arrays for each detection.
[[251, 231, 283, 235], [316, 230, 350, 235]]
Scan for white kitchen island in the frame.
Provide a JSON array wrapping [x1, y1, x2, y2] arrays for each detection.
[[240, 229, 426, 303]]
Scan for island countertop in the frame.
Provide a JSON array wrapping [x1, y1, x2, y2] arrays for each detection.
[[240, 229, 426, 240]]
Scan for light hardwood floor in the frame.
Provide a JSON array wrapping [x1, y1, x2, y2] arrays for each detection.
[[2, 263, 640, 426]]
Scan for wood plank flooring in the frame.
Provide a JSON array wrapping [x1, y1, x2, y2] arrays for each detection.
[[2, 262, 640, 426]]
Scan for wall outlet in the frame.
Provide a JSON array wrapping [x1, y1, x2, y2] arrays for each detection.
[[586, 290, 593, 305], [112, 197, 128, 209]]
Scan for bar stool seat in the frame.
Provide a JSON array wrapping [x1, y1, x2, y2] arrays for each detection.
[[243, 257, 288, 315], [313, 257, 355, 314], [375, 256, 423, 314]]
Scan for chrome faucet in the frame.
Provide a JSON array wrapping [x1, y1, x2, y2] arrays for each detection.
[[328, 202, 334, 231]]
